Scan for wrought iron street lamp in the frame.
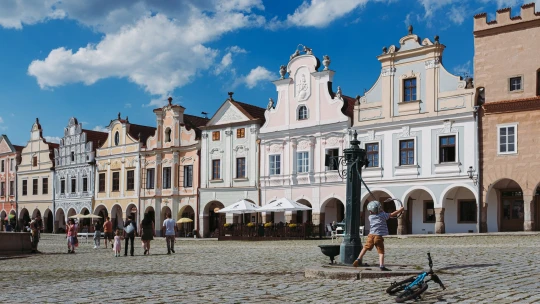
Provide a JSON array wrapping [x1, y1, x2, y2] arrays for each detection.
[[467, 166, 478, 186]]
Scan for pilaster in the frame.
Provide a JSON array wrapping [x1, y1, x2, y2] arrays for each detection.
[[435, 207, 445, 234]]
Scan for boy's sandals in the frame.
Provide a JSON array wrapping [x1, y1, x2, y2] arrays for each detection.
[[352, 259, 369, 267]]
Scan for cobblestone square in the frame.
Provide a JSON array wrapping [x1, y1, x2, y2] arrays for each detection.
[[2, 234, 540, 303]]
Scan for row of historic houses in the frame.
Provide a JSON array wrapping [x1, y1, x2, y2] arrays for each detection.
[[1, 5, 540, 236]]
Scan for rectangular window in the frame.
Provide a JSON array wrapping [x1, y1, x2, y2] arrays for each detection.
[[10, 181, 14, 196], [183, 165, 193, 188], [424, 201, 435, 223], [61, 179, 66, 194], [297, 151, 309, 173], [399, 139, 414, 166], [212, 160, 221, 180], [237, 128, 245, 138], [459, 200, 477, 223], [10, 159, 15, 171], [0, 182, 4, 196], [163, 167, 171, 189], [98, 173, 105, 192], [439, 135, 456, 163], [127, 170, 135, 190], [146, 169, 155, 189], [82, 177, 88, 192], [71, 151, 75, 162], [71, 177, 76, 193], [269, 155, 281, 175], [326, 148, 339, 171], [32, 156, 37, 167], [22, 180, 27, 196], [498, 125, 517, 154], [1, 160, 4, 172], [212, 131, 220, 141], [404, 78, 417, 102], [33, 179, 38, 195], [366, 143, 379, 167], [236, 158, 246, 178], [112, 172, 120, 191], [42, 178, 48, 195], [509, 76, 522, 92]]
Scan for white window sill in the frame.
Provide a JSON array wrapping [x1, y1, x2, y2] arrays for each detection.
[[233, 178, 248, 181], [394, 165, 419, 176], [497, 152, 517, 156], [434, 162, 461, 174], [209, 179, 223, 183], [363, 167, 383, 178]]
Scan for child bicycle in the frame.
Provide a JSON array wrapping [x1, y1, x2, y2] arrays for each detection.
[[386, 253, 446, 303]]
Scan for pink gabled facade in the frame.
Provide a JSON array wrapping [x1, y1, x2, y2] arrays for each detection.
[[0, 135, 22, 230], [259, 47, 356, 227]]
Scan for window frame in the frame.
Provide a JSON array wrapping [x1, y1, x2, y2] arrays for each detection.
[[423, 201, 435, 223], [71, 177, 76, 193], [296, 151, 309, 173], [61, 179, 66, 194], [212, 159, 221, 180], [146, 168, 155, 189], [458, 200, 477, 223], [126, 170, 135, 191], [114, 131, 120, 146], [236, 128, 245, 138], [9, 180, 14, 196], [183, 165, 193, 188], [269, 154, 281, 175], [71, 151, 75, 162], [33, 178, 38, 195], [236, 157, 246, 179], [398, 139, 416, 166], [22, 179, 28, 196], [10, 159, 15, 171], [82, 177, 88, 192], [162, 167, 172, 189], [0, 182, 4, 196], [165, 127, 172, 142], [212, 131, 220, 141], [32, 156, 38, 167], [438, 135, 457, 163], [325, 148, 340, 171], [98, 173, 106, 192], [508, 75, 523, 92], [112, 171, 120, 192], [403, 78, 417, 102], [297, 105, 308, 120], [1, 160, 4, 172], [497, 123, 518, 155], [365, 142, 380, 168], [42, 177, 48, 195]]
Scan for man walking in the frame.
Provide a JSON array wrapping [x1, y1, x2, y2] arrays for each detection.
[[124, 215, 137, 256], [162, 213, 177, 254], [103, 217, 113, 248]]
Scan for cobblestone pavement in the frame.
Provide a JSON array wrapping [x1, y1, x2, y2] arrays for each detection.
[[2, 234, 540, 303]]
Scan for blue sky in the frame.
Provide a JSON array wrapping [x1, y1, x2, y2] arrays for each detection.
[[0, 0, 536, 145]]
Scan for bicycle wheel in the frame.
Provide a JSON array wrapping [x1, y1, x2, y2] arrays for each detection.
[[395, 282, 428, 303], [386, 277, 415, 294]]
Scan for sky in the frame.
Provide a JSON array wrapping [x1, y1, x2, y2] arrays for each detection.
[[0, 0, 537, 146]]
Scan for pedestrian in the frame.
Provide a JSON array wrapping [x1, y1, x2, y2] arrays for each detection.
[[123, 215, 137, 256], [93, 221, 101, 249], [113, 229, 122, 257], [30, 215, 42, 253], [140, 213, 155, 255], [103, 216, 113, 248], [67, 219, 78, 254], [353, 201, 403, 271], [162, 213, 177, 254]]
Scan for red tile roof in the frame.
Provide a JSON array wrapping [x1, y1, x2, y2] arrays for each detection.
[[13, 145, 24, 153], [127, 124, 157, 146], [184, 114, 210, 139], [483, 96, 540, 113], [231, 101, 266, 122], [341, 95, 356, 119], [82, 129, 109, 151]]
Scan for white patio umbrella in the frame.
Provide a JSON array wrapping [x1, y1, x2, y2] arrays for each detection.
[[217, 200, 260, 214], [256, 198, 312, 212]]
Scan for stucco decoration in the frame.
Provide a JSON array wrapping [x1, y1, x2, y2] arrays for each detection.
[[325, 137, 340, 147], [215, 107, 244, 125], [437, 120, 458, 134], [269, 144, 283, 153], [298, 140, 311, 151], [421, 38, 434, 46], [249, 127, 257, 134], [295, 68, 311, 101], [234, 145, 249, 156], [398, 126, 417, 138], [388, 45, 397, 54], [210, 148, 220, 155], [381, 67, 396, 77], [202, 133, 208, 139], [425, 58, 440, 69]]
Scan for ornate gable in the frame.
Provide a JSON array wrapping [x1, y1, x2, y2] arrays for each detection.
[[209, 101, 249, 126], [0, 136, 13, 154]]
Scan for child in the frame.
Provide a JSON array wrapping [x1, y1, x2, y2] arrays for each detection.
[[113, 229, 123, 257], [93, 221, 101, 249], [353, 200, 403, 271]]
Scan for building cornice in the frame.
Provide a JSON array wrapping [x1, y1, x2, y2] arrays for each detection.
[[482, 96, 540, 114]]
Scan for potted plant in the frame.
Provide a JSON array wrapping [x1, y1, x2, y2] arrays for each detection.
[[288, 223, 297, 230], [247, 222, 256, 228], [264, 222, 273, 228], [223, 223, 232, 229]]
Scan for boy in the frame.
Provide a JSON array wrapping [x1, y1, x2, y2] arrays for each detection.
[[353, 200, 403, 271]]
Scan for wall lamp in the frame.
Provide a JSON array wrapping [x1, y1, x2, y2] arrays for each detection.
[[467, 166, 478, 186]]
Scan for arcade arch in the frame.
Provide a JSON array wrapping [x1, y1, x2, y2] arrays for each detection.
[[203, 201, 225, 238], [402, 188, 437, 234], [486, 178, 524, 232], [320, 198, 344, 227], [55, 208, 66, 233], [440, 185, 477, 233]]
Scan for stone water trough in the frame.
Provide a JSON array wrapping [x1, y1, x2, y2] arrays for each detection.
[[0, 232, 32, 254]]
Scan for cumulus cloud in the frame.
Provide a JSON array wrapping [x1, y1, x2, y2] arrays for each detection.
[[242, 66, 274, 89], [214, 46, 247, 75], [0, 0, 65, 29], [447, 5, 467, 24], [92, 126, 108, 132], [44, 136, 61, 143]]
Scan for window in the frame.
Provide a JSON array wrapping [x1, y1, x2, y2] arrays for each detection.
[[22, 180, 27, 196], [212, 160, 221, 180], [509, 76, 522, 92], [212, 131, 220, 141], [83, 177, 88, 192], [127, 170, 135, 190], [112, 172, 120, 191], [10, 159, 14, 171], [163, 167, 171, 189], [183, 165, 193, 188], [98, 173, 105, 192], [165, 128, 172, 142], [146, 169, 155, 189], [366, 143, 379, 167], [326, 148, 339, 171], [297, 151, 309, 173], [42, 178, 48, 195], [424, 201, 435, 223], [298, 106, 308, 120], [32, 156, 38, 167], [33, 179, 38, 195], [439, 136, 456, 163], [61, 179, 66, 194], [1, 160, 4, 172], [71, 151, 75, 162], [10, 181, 14, 196], [0, 182, 4, 196], [459, 200, 477, 223], [114, 131, 120, 146], [237, 128, 245, 138], [236, 158, 246, 178], [399, 139, 414, 166], [404, 78, 417, 102], [537, 70, 540, 96], [498, 125, 517, 154], [269, 155, 281, 175], [71, 177, 76, 193]]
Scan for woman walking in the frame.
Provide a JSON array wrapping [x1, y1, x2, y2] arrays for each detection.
[[140, 213, 155, 255], [67, 219, 78, 253]]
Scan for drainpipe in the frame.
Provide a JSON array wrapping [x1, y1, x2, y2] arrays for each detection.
[[196, 149, 201, 237], [15, 163, 19, 232], [474, 105, 482, 233], [257, 138, 261, 224], [52, 166, 56, 233]]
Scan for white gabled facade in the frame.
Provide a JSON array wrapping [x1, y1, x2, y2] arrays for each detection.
[[353, 28, 478, 234], [199, 93, 265, 237]]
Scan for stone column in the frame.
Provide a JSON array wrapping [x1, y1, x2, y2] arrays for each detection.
[[199, 214, 209, 238], [435, 207, 445, 234], [397, 209, 408, 235], [523, 194, 535, 232]]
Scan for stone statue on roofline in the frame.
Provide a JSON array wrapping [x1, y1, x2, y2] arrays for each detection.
[[267, 98, 274, 110]]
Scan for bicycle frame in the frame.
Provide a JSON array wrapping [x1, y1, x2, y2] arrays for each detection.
[[403, 272, 428, 292]]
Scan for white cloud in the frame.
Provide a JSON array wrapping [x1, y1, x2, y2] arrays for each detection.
[[214, 45, 248, 75], [419, 0, 458, 19], [279, 0, 371, 28], [453, 60, 472, 77], [242, 66, 274, 89], [124, 103, 132, 108], [144, 96, 170, 108], [0, 0, 65, 30], [227, 46, 247, 54], [92, 126, 108, 132], [44, 136, 61, 143], [447, 5, 466, 24]]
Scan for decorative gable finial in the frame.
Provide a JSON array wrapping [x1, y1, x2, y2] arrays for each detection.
[[279, 65, 286, 79], [125, 116, 129, 123], [36, 118, 39, 124], [228, 92, 234, 101], [408, 25, 413, 35], [335, 86, 342, 99], [303, 45, 313, 55], [267, 98, 274, 110], [138, 133, 141, 142], [117, 112, 121, 120], [322, 55, 331, 70], [168, 97, 173, 105], [355, 95, 361, 105], [434, 35, 440, 45]]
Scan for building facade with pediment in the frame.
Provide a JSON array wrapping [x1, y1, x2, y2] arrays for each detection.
[[259, 46, 356, 227], [140, 98, 207, 236], [17, 119, 58, 232], [94, 114, 156, 230], [0, 135, 23, 231], [352, 27, 478, 235], [199, 93, 265, 237], [53, 118, 107, 232]]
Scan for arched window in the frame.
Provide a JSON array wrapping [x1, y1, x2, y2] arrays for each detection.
[[165, 128, 172, 142], [114, 131, 120, 146], [298, 105, 308, 120]]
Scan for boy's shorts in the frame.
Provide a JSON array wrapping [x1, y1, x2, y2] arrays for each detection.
[[364, 234, 385, 254]]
